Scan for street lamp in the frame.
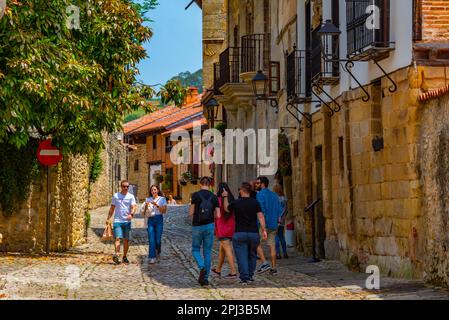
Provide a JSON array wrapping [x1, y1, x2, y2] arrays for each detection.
[[205, 98, 220, 120], [251, 70, 278, 110], [317, 19, 341, 63]]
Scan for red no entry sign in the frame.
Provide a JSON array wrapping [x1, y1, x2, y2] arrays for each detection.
[[37, 139, 63, 166]]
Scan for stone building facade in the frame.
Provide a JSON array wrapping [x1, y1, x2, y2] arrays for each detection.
[[89, 132, 130, 209], [0, 155, 89, 253], [198, 0, 449, 285], [125, 89, 211, 204]]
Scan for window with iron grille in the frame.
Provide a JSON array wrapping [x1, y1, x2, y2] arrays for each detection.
[[269, 61, 280, 95], [286, 50, 309, 101], [346, 0, 391, 60], [134, 159, 139, 172]]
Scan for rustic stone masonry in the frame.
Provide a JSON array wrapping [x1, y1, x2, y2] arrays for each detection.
[[292, 65, 449, 283], [89, 132, 128, 209], [128, 143, 149, 202], [0, 155, 89, 253]]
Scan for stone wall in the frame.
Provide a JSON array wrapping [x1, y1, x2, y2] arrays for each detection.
[[128, 143, 149, 202], [89, 132, 128, 209], [293, 66, 449, 279], [0, 155, 89, 253], [419, 92, 449, 285]]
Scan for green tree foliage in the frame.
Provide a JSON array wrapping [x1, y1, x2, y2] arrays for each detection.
[[0, 0, 185, 154], [171, 69, 203, 93], [89, 147, 103, 184], [0, 139, 41, 215]]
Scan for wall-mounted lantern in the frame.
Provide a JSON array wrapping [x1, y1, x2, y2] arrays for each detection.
[[251, 70, 279, 110]]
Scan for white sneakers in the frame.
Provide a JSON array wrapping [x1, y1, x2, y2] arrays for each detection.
[[148, 258, 156, 264]]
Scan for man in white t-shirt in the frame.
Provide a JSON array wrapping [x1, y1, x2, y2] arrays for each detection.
[[107, 180, 137, 265]]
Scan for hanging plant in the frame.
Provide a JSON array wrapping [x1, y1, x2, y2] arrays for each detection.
[[278, 133, 292, 177], [0, 139, 42, 216], [214, 122, 227, 135]]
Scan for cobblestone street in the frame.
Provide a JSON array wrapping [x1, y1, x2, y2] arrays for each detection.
[[1, 205, 449, 300]]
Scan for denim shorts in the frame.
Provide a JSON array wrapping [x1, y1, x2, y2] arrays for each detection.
[[113, 222, 131, 239], [218, 237, 233, 242]]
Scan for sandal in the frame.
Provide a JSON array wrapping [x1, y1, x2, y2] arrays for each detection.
[[211, 268, 221, 277]]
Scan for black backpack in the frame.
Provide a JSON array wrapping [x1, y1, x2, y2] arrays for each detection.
[[197, 192, 214, 224]]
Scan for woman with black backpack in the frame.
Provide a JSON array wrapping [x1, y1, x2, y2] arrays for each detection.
[[211, 183, 238, 279]]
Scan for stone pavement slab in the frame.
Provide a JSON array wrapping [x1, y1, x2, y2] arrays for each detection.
[[0, 204, 448, 300]]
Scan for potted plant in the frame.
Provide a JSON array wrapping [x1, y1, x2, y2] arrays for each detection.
[[155, 174, 164, 184], [181, 171, 192, 182], [214, 122, 227, 136]]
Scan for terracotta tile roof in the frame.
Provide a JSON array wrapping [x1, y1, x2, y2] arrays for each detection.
[[162, 117, 208, 135], [124, 105, 178, 134], [124, 92, 204, 135], [419, 84, 449, 102]]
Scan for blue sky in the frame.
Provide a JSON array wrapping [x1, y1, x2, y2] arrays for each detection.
[[137, 0, 203, 86]]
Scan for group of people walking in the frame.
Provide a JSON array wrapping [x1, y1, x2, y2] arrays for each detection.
[[106, 176, 288, 286]]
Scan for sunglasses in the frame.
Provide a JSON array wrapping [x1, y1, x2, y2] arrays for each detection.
[[122, 185, 129, 188]]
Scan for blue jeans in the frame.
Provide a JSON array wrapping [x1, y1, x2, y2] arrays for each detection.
[[276, 225, 287, 255], [147, 215, 164, 259], [191, 223, 215, 281], [232, 232, 260, 282]]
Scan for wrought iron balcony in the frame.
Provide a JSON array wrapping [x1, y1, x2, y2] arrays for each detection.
[[213, 62, 222, 94], [241, 33, 271, 73], [346, 0, 394, 61], [218, 47, 242, 87], [286, 49, 311, 103], [311, 29, 340, 86]]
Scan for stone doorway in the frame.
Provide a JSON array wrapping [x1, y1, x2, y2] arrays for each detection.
[[315, 146, 326, 259]]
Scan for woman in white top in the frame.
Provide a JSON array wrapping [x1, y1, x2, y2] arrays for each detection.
[[144, 185, 167, 264]]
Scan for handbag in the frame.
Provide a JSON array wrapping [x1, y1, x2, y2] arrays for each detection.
[[102, 223, 114, 242], [143, 203, 155, 219]]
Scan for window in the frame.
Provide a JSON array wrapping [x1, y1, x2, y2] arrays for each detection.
[[264, 0, 270, 35], [269, 61, 280, 95], [117, 164, 121, 181], [152, 136, 157, 150], [293, 140, 299, 158], [134, 159, 139, 172], [338, 137, 344, 172], [346, 0, 391, 59], [165, 136, 172, 153]]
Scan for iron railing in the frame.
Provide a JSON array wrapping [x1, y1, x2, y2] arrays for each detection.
[[219, 47, 242, 85], [213, 62, 222, 94], [346, 0, 392, 61], [241, 33, 271, 73], [286, 49, 311, 102], [311, 29, 340, 85]]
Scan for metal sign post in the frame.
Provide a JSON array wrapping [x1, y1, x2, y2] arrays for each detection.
[[46, 166, 51, 254], [37, 139, 63, 255]]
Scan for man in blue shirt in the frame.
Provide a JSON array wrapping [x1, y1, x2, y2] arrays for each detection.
[[255, 176, 283, 275]]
